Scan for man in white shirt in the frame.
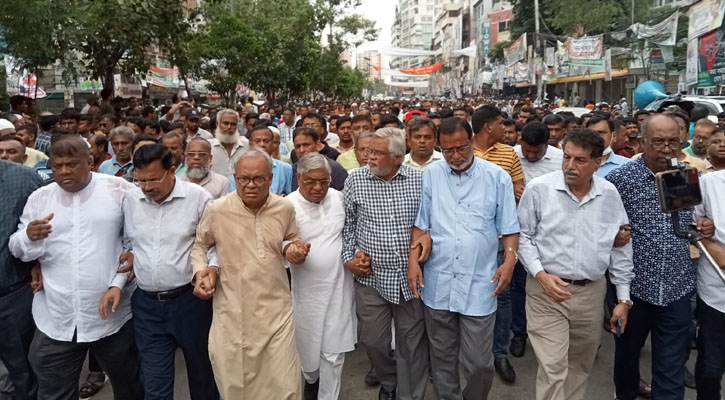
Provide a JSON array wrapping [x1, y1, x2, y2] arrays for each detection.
[[180, 137, 230, 200], [8, 135, 143, 400], [209, 109, 249, 178], [403, 117, 442, 171], [693, 169, 725, 398], [517, 129, 634, 400], [509, 121, 564, 358], [123, 144, 219, 399], [287, 153, 355, 400]]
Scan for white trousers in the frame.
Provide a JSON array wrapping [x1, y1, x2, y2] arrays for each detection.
[[303, 352, 345, 400]]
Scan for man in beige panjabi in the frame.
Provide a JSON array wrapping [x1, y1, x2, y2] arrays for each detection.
[[191, 148, 311, 400]]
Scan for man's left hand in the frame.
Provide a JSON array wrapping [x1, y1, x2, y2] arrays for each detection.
[[98, 287, 122, 319], [697, 217, 715, 239], [609, 302, 630, 335], [117, 252, 135, 282], [285, 240, 311, 264], [491, 261, 515, 297]]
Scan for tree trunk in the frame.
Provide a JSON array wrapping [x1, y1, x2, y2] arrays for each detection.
[[102, 67, 115, 93]]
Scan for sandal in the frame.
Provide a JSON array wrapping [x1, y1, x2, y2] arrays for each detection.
[[79, 371, 106, 399], [638, 378, 652, 398]]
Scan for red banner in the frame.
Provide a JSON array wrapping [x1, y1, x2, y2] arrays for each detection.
[[374, 63, 443, 74]]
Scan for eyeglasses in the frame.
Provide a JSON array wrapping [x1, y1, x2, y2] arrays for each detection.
[[186, 152, 210, 158], [303, 123, 321, 129], [364, 148, 390, 158], [301, 178, 331, 188], [440, 143, 472, 157], [134, 170, 168, 188], [648, 139, 682, 150], [235, 175, 268, 186]]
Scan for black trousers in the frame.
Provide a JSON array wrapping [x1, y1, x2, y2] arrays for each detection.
[[0, 284, 37, 400], [28, 320, 144, 400]]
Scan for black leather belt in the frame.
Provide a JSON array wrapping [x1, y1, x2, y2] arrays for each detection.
[[560, 278, 592, 286], [0, 280, 28, 299], [139, 283, 193, 302]]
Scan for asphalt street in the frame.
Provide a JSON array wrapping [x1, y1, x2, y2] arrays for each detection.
[[86, 331, 713, 399]]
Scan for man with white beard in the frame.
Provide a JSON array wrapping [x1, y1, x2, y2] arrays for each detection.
[[209, 109, 249, 178], [179, 137, 230, 200], [286, 153, 355, 400]]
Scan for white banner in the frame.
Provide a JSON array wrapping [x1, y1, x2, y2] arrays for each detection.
[[568, 35, 603, 60], [686, 39, 699, 86], [380, 46, 440, 57], [604, 49, 612, 81], [631, 11, 679, 46], [380, 69, 432, 79], [453, 46, 477, 58], [386, 80, 430, 88]]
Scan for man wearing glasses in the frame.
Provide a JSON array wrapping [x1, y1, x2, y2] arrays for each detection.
[[291, 127, 347, 191], [290, 113, 340, 163], [122, 144, 219, 399], [191, 148, 311, 399], [180, 137, 230, 200]]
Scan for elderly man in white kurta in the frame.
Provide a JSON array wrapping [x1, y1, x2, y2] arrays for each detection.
[[286, 153, 355, 400]]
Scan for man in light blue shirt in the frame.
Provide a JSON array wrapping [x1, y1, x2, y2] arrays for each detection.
[[235, 125, 293, 195], [97, 126, 134, 177], [408, 117, 519, 400], [586, 115, 631, 178]]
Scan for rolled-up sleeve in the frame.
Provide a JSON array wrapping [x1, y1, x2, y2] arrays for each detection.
[[517, 184, 543, 277]]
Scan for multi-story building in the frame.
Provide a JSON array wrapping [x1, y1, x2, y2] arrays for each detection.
[[356, 50, 382, 80], [390, 0, 436, 69]]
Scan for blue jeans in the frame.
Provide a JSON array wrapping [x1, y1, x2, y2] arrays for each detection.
[[132, 288, 219, 400], [614, 292, 694, 400], [510, 261, 528, 338], [695, 296, 725, 400]]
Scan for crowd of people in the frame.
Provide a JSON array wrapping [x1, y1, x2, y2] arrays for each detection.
[[0, 91, 724, 400]]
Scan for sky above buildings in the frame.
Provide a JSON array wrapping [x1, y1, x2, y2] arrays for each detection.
[[357, 0, 395, 51]]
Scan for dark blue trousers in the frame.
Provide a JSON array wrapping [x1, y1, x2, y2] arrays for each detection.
[[695, 296, 725, 400], [0, 284, 36, 400], [614, 292, 693, 400], [509, 261, 528, 338], [131, 288, 218, 400]]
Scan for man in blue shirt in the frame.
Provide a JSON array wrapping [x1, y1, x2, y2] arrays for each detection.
[[607, 114, 715, 400], [242, 125, 293, 196], [97, 126, 134, 177], [586, 115, 630, 178], [408, 117, 519, 399]]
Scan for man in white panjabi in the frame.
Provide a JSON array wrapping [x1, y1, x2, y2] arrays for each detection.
[[286, 153, 355, 400]]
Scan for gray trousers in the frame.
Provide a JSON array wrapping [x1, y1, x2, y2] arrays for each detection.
[[424, 306, 495, 400], [28, 319, 144, 400], [355, 282, 429, 399]]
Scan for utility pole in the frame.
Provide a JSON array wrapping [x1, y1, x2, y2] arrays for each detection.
[[534, 0, 544, 104]]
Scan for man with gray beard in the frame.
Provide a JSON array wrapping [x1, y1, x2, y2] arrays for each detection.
[[209, 109, 249, 178], [180, 137, 230, 200]]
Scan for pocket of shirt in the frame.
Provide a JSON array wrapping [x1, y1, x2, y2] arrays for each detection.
[[462, 209, 494, 232]]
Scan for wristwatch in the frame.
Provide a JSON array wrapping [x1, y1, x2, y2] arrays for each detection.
[[618, 299, 633, 308]]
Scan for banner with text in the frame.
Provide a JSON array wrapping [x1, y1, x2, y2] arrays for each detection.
[[697, 29, 725, 88], [688, 0, 725, 40], [504, 35, 527, 66]]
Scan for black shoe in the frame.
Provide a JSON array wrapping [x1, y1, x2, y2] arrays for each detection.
[[365, 367, 380, 386], [494, 357, 516, 383], [304, 379, 319, 400], [378, 386, 396, 400], [509, 335, 526, 358], [685, 367, 696, 389]]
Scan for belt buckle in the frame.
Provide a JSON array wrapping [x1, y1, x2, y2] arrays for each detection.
[[156, 291, 171, 302]]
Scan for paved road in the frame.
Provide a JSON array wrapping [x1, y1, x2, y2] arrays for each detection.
[[87, 332, 712, 399]]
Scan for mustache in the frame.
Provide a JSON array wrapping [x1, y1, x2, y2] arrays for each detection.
[[564, 169, 579, 176]]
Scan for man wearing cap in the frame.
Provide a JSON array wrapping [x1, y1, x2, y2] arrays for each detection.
[[404, 110, 426, 130], [185, 110, 213, 142], [0, 119, 16, 136]]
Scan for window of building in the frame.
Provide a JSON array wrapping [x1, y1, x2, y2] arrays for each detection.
[[498, 20, 509, 32]]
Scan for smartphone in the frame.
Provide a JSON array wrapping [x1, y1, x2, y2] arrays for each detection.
[[655, 166, 702, 213], [616, 318, 622, 337]]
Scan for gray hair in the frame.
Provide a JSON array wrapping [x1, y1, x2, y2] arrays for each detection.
[[216, 108, 239, 123], [372, 127, 406, 156], [235, 147, 273, 173], [108, 126, 135, 142], [640, 113, 676, 139], [297, 153, 331, 176], [356, 130, 375, 146]]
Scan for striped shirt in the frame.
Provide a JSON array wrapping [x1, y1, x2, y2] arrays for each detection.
[[474, 143, 524, 183]]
